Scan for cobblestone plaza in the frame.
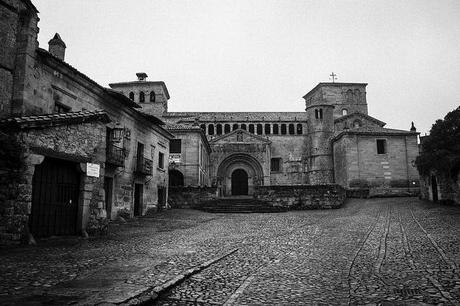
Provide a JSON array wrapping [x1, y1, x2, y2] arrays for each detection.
[[1, 197, 459, 305]]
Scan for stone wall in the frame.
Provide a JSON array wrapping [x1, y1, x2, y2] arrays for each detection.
[[420, 171, 460, 205], [254, 185, 346, 210], [168, 187, 218, 208]]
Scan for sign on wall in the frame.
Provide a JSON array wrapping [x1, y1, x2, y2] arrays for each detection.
[[169, 154, 181, 163], [86, 163, 100, 177]]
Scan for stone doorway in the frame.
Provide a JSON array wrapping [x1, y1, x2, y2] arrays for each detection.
[[231, 169, 249, 195], [30, 157, 80, 237]]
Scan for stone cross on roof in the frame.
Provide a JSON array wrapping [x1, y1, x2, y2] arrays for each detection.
[[329, 72, 337, 83]]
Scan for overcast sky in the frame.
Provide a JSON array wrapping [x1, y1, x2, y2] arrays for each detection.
[[34, 0, 460, 135]]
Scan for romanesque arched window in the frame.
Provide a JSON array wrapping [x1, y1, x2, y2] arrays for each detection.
[[281, 124, 287, 135], [233, 123, 239, 130], [273, 124, 279, 135], [265, 124, 271, 135], [139, 91, 145, 103], [129, 92, 134, 100], [354, 89, 361, 103], [224, 124, 230, 134], [208, 124, 215, 135], [216, 124, 222, 135], [319, 109, 323, 119], [296, 123, 303, 135], [342, 109, 348, 116], [288, 124, 295, 135], [315, 109, 319, 119], [257, 124, 263, 135], [346, 89, 353, 103], [249, 124, 254, 133], [200, 124, 206, 132], [241, 124, 247, 130], [150, 91, 155, 102]]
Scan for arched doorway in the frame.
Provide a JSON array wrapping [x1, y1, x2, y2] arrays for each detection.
[[231, 169, 248, 195], [169, 169, 184, 187]]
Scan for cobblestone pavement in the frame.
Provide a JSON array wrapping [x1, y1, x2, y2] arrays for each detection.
[[1, 198, 459, 305]]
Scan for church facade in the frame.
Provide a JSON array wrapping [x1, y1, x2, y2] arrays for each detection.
[[110, 74, 420, 198]]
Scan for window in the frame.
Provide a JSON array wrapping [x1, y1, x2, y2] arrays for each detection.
[[273, 124, 279, 135], [271, 158, 281, 172], [315, 109, 319, 119], [216, 124, 222, 135], [376, 139, 387, 154], [150, 91, 155, 102], [200, 124, 206, 132], [319, 109, 323, 119], [233, 123, 239, 130], [281, 124, 287, 135], [265, 124, 271, 135], [208, 124, 214, 135], [288, 124, 295, 135], [170, 139, 181, 153], [257, 124, 263, 135], [241, 124, 247, 130], [53, 102, 70, 113], [248, 124, 254, 133], [224, 124, 231, 134], [139, 91, 145, 103], [296, 123, 303, 135], [137, 142, 144, 164], [129, 92, 134, 100], [353, 120, 362, 128], [158, 152, 164, 169], [342, 109, 348, 116]]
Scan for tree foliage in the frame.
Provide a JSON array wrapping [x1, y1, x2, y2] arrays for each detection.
[[416, 106, 460, 179]]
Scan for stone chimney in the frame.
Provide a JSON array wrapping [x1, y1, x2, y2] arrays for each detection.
[[410, 122, 416, 132], [48, 33, 66, 61], [136, 72, 148, 81]]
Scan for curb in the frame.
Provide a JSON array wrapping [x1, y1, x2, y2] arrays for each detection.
[[118, 248, 239, 305]]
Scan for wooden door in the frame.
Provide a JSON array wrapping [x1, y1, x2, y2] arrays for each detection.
[[231, 169, 248, 196], [30, 158, 80, 237]]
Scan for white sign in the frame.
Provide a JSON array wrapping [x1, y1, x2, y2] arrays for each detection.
[[169, 154, 181, 163], [87, 163, 100, 177]]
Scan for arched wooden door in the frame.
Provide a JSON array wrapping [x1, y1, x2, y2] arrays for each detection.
[[30, 158, 80, 237], [169, 170, 184, 187], [231, 169, 248, 195]]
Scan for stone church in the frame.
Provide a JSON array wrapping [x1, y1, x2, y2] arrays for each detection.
[[110, 74, 420, 199], [0, 0, 419, 244]]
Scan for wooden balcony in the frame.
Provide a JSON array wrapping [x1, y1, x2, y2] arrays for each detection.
[[106, 143, 125, 167], [136, 156, 153, 175]]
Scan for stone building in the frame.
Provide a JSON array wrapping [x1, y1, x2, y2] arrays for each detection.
[[0, 0, 173, 244], [112, 76, 420, 199]]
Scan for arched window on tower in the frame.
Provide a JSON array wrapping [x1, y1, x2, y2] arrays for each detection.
[[296, 123, 303, 135], [319, 109, 323, 119], [273, 124, 279, 135], [224, 124, 230, 134], [139, 91, 145, 103], [208, 124, 215, 135], [150, 91, 155, 102], [241, 124, 247, 130], [249, 124, 254, 133], [233, 123, 239, 130], [281, 124, 287, 135], [256, 124, 263, 135], [288, 124, 295, 135], [129, 92, 134, 101], [265, 124, 271, 135], [342, 109, 348, 116], [315, 109, 319, 119], [216, 124, 222, 135]]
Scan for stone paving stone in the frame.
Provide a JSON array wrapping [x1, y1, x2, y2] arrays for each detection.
[[1, 198, 459, 305]]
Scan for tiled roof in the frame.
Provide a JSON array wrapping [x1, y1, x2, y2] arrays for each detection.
[[0, 110, 110, 130], [166, 123, 202, 131], [334, 112, 386, 127], [333, 125, 418, 140], [164, 112, 309, 122], [136, 109, 165, 125]]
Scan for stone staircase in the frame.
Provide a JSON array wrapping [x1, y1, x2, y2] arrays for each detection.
[[194, 196, 288, 213]]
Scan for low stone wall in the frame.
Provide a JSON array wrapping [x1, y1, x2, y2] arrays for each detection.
[[254, 184, 346, 210], [168, 187, 218, 208], [346, 187, 420, 198]]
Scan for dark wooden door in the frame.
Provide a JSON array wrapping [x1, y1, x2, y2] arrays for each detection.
[[431, 175, 438, 201], [104, 177, 113, 220], [231, 169, 248, 195], [134, 183, 143, 216], [30, 158, 80, 237]]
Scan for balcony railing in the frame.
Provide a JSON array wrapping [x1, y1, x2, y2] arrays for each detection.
[[106, 143, 125, 167], [136, 156, 153, 175]]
